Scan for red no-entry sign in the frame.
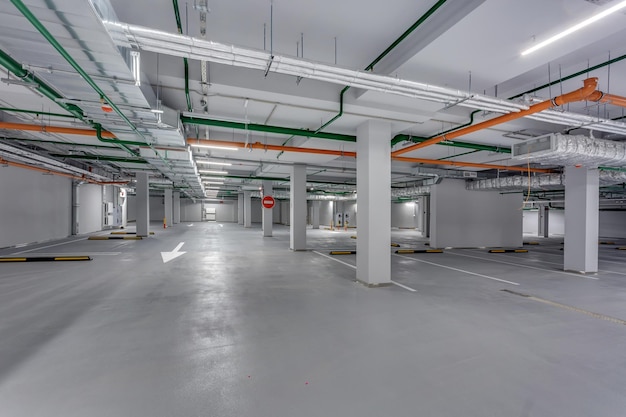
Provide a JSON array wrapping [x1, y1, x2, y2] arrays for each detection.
[[262, 195, 275, 209]]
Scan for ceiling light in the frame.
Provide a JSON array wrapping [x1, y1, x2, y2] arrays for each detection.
[[199, 169, 228, 175], [521, 0, 626, 55], [196, 160, 232, 166], [130, 51, 141, 86], [192, 144, 239, 151], [150, 109, 164, 114]]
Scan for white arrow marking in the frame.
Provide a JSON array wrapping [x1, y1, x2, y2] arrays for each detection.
[[161, 242, 186, 263], [187, 224, 194, 227]]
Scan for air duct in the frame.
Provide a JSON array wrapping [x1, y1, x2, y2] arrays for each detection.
[[512, 133, 626, 167]]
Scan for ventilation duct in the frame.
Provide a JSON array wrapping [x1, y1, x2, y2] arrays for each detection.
[[512, 133, 626, 167], [466, 171, 626, 190]]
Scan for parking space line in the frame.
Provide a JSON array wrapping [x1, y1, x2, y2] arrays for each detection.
[[393, 254, 519, 286]]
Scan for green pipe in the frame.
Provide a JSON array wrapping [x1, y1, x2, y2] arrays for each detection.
[[172, 0, 193, 112], [365, 0, 448, 72], [317, 0, 448, 134], [509, 53, 626, 100], [0, 49, 83, 119], [181, 115, 356, 142], [0, 107, 76, 119], [438, 149, 481, 160], [48, 154, 149, 164], [599, 166, 626, 173], [212, 174, 354, 186], [10, 0, 147, 142], [94, 124, 144, 154]]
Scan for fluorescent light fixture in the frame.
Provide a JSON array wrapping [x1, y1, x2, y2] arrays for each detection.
[[521, 0, 626, 55], [196, 160, 232, 166], [130, 51, 141, 86], [150, 109, 164, 114], [199, 169, 228, 175], [192, 144, 239, 151]]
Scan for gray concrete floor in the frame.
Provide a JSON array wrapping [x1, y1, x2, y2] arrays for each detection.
[[1, 223, 626, 416]]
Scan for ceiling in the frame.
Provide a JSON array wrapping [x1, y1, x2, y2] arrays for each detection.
[[1, 0, 626, 200]]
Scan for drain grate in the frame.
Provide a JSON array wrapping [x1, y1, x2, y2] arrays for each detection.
[[500, 289, 626, 326]]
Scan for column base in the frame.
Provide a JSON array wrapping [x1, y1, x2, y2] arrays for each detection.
[[355, 279, 392, 288]]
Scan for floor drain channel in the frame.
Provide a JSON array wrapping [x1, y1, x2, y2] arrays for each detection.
[[500, 290, 626, 326]]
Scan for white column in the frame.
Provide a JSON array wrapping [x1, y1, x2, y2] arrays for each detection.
[[136, 172, 150, 237], [244, 191, 252, 228], [173, 191, 181, 224], [564, 166, 599, 273], [237, 193, 244, 225], [356, 120, 391, 286], [290, 164, 307, 250], [311, 201, 320, 229], [164, 189, 173, 228], [262, 180, 273, 237]]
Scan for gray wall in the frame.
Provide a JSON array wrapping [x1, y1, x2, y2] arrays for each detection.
[[391, 201, 417, 229], [430, 179, 522, 248], [78, 184, 103, 234], [181, 199, 202, 222], [204, 201, 237, 222], [0, 166, 72, 247], [280, 201, 290, 225], [319, 201, 333, 227], [599, 211, 626, 238]]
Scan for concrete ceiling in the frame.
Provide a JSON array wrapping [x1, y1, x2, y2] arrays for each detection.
[[1, 0, 626, 197]]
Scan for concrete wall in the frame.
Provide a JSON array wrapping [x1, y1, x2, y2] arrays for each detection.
[[599, 210, 626, 238], [0, 166, 72, 247], [149, 196, 165, 221], [78, 184, 103, 234], [181, 199, 202, 222], [251, 199, 262, 223], [280, 201, 290, 225], [392, 201, 417, 229], [319, 201, 333, 227], [430, 179, 522, 248], [204, 201, 237, 222], [523, 209, 565, 236]]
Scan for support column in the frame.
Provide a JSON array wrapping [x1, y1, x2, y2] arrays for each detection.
[[164, 189, 173, 227], [311, 201, 320, 229], [262, 180, 273, 237], [290, 164, 307, 250], [564, 166, 599, 273], [244, 191, 252, 228], [71, 181, 80, 235], [543, 207, 549, 238], [356, 120, 391, 286], [538, 205, 549, 238], [136, 172, 150, 237], [173, 191, 181, 224], [238, 193, 244, 225]]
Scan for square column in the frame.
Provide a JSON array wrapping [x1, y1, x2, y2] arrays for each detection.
[[311, 201, 320, 229], [564, 166, 599, 273], [290, 164, 307, 250], [538, 206, 549, 238], [164, 189, 173, 227], [244, 191, 252, 228], [262, 180, 273, 237], [173, 191, 181, 224], [356, 120, 391, 286], [238, 193, 244, 225], [136, 172, 150, 237]]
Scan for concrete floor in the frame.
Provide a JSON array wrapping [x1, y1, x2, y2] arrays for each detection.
[[1, 223, 626, 416]]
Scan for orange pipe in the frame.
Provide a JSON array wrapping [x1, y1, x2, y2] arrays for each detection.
[[0, 121, 116, 138], [392, 77, 600, 156], [190, 139, 550, 173], [0, 157, 128, 185], [188, 138, 357, 158], [392, 156, 553, 174], [588, 91, 626, 108]]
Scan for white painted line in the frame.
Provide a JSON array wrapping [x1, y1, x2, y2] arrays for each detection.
[[173, 242, 185, 252], [161, 242, 186, 263], [394, 253, 520, 286], [313, 251, 416, 292], [391, 280, 418, 292], [16, 252, 121, 256], [14, 238, 87, 254], [450, 251, 599, 280], [313, 251, 356, 269], [499, 254, 626, 277]]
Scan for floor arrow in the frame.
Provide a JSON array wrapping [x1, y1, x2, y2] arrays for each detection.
[[161, 242, 186, 263]]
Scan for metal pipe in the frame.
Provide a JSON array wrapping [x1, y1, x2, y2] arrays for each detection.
[[0, 121, 116, 138], [0, 107, 76, 119], [0, 157, 127, 185], [172, 0, 193, 111], [189, 138, 552, 173], [392, 78, 600, 156]]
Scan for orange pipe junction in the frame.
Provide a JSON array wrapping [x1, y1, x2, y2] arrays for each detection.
[[392, 77, 600, 156], [0, 157, 128, 185]]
